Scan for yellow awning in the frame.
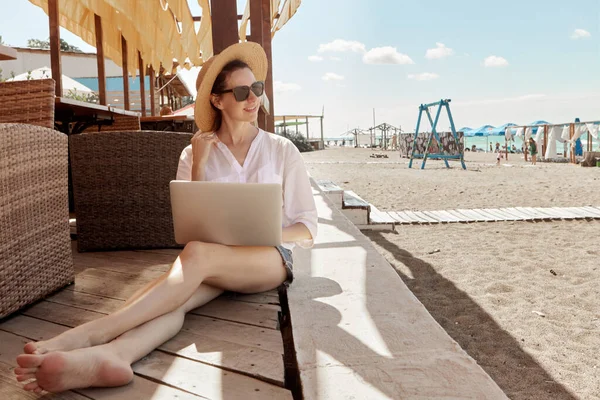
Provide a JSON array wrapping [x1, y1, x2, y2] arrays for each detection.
[[28, 0, 207, 75], [28, 0, 299, 76]]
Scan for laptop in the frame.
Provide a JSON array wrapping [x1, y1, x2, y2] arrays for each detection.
[[169, 181, 282, 246]]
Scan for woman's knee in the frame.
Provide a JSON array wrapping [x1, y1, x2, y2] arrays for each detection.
[[179, 241, 222, 270]]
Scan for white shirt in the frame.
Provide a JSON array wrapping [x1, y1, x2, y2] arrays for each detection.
[[176, 129, 317, 251]]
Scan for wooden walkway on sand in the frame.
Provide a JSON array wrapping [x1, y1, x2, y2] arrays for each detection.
[[376, 206, 600, 225], [0, 242, 292, 399]]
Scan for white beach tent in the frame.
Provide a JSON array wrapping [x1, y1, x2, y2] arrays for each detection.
[[7, 67, 93, 96]]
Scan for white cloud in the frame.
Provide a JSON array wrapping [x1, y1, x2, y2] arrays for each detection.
[[308, 55, 323, 62], [330, 56, 342, 61], [322, 72, 345, 81], [274, 81, 301, 93], [318, 39, 366, 53], [363, 47, 414, 65], [483, 55, 509, 67], [425, 43, 454, 59], [407, 72, 440, 81], [571, 29, 591, 39]]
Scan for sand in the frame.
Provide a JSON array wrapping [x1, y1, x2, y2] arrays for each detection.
[[303, 148, 600, 400]]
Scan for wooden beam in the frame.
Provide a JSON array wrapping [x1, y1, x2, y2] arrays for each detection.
[[149, 66, 156, 116], [138, 51, 146, 116], [121, 35, 130, 110], [250, 0, 266, 130], [48, 0, 62, 96], [261, 0, 275, 132], [210, 0, 239, 54], [193, 14, 243, 22], [94, 14, 107, 105]]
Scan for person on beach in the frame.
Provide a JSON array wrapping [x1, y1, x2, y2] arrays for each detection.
[[13, 42, 317, 394], [528, 137, 538, 165]]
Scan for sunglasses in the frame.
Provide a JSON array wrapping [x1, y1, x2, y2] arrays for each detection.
[[215, 81, 264, 102]]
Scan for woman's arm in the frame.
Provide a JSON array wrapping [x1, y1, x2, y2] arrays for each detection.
[[282, 222, 312, 243]]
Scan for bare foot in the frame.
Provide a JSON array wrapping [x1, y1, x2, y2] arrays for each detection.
[[15, 347, 133, 393], [24, 329, 92, 355]]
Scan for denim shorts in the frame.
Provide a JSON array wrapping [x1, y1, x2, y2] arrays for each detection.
[[275, 245, 294, 287]]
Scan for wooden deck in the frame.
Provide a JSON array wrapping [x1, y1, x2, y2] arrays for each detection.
[[0, 242, 292, 399]]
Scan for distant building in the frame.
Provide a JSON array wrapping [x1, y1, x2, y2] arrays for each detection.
[[0, 47, 192, 114]]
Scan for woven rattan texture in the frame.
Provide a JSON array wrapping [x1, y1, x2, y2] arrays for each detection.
[[0, 80, 55, 129], [0, 123, 74, 318], [70, 130, 192, 251]]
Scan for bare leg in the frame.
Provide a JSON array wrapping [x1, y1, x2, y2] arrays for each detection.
[[15, 284, 224, 393], [24, 242, 286, 354]]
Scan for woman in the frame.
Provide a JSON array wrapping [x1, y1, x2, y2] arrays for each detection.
[[14, 42, 317, 394], [528, 137, 538, 165]]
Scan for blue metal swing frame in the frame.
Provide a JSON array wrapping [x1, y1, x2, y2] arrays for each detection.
[[408, 99, 466, 170]]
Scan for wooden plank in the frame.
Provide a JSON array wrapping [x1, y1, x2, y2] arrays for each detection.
[[511, 207, 541, 220], [528, 207, 562, 219], [486, 208, 518, 221], [412, 211, 439, 223], [506, 207, 533, 221], [48, 0, 62, 96], [132, 350, 292, 399], [581, 206, 600, 217], [445, 209, 473, 222], [564, 207, 594, 218], [496, 208, 527, 220], [1, 314, 285, 388], [550, 207, 579, 219], [121, 35, 130, 111], [387, 211, 411, 224], [531, 207, 560, 219], [456, 209, 493, 222], [95, 14, 107, 105], [315, 179, 343, 194], [480, 209, 510, 221], [519, 207, 553, 220], [422, 210, 451, 223], [472, 209, 502, 221], [189, 297, 280, 330], [369, 210, 396, 224], [404, 210, 432, 223], [343, 191, 370, 208], [433, 210, 462, 223], [138, 51, 146, 116]]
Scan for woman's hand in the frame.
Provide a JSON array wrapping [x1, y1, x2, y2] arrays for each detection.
[[191, 131, 219, 180]]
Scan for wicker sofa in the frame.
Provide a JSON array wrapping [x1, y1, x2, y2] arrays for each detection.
[[0, 79, 56, 129], [69, 130, 192, 251], [0, 123, 74, 319]]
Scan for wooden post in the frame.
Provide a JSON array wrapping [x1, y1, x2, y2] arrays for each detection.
[[261, 0, 274, 132], [320, 116, 324, 147], [569, 123, 575, 163], [524, 128, 528, 162], [94, 14, 106, 105], [306, 116, 309, 140], [211, 0, 239, 54], [149, 66, 156, 116], [121, 35, 130, 110], [48, 0, 62, 96], [250, 0, 266, 130], [543, 124, 548, 158], [138, 51, 146, 116], [282, 116, 286, 135], [588, 132, 592, 152]]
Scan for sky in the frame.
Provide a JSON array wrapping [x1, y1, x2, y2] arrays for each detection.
[[2, 0, 599, 138]]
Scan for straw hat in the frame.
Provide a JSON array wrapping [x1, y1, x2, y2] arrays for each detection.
[[194, 42, 268, 132]]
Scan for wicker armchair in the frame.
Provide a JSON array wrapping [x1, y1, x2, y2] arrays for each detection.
[[0, 123, 74, 319], [0, 79, 55, 128], [69, 130, 192, 251]]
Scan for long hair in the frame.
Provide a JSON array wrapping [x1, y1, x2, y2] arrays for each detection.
[[210, 59, 251, 131]]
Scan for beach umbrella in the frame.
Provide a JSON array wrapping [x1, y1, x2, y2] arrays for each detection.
[[465, 125, 495, 137], [490, 123, 517, 135], [528, 120, 551, 134], [8, 66, 93, 95]]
